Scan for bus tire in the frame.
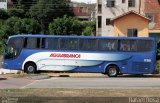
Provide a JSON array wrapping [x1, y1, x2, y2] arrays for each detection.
[[24, 62, 37, 74], [107, 65, 119, 77]]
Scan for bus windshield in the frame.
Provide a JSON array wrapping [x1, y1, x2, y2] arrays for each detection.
[[4, 37, 24, 59]]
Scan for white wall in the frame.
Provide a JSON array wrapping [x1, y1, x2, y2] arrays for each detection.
[[97, 0, 140, 36], [0, 1, 7, 10]]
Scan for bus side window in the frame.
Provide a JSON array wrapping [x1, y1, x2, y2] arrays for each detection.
[[120, 40, 137, 52], [41, 38, 48, 49], [130, 40, 137, 51], [26, 37, 40, 49], [120, 40, 130, 51], [98, 39, 117, 51], [41, 38, 59, 50], [52, 38, 59, 50], [87, 39, 97, 51], [79, 39, 88, 50], [60, 38, 68, 50], [68, 38, 78, 50]]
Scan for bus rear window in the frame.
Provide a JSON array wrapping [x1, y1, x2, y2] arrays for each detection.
[[119, 40, 153, 52], [137, 40, 153, 52]]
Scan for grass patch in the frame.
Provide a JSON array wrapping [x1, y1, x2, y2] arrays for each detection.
[[6, 74, 40, 78]]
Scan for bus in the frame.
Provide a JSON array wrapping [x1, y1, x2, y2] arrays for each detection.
[[2, 35, 156, 77]]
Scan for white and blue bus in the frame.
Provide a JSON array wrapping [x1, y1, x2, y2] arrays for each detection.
[[2, 35, 156, 77]]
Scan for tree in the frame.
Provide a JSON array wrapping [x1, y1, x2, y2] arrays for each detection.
[[82, 21, 96, 36], [82, 26, 93, 36], [7, 7, 25, 18], [0, 17, 41, 53], [9, 0, 37, 18], [29, 0, 74, 33], [0, 9, 9, 20], [0, 17, 40, 46], [49, 15, 81, 35], [157, 41, 160, 60], [0, 25, 13, 53], [21, 18, 41, 34]]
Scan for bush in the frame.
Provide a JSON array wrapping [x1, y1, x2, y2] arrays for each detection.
[[155, 61, 160, 74]]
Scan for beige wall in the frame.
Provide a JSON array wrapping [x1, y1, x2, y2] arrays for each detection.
[[112, 13, 149, 37], [96, 0, 141, 36]]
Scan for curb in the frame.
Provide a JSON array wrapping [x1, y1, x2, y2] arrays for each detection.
[[24, 74, 51, 80], [47, 73, 105, 78], [0, 68, 19, 74]]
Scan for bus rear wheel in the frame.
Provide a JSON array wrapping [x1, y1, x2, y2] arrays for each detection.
[[24, 63, 37, 74], [107, 65, 119, 77]]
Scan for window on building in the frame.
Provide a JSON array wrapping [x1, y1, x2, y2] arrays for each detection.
[[98, 16, 102, 28], [127, 29, 138, 37], [128, 0, 135, 7], [106, 18, 111, 25], [158, 0, 160, 5], [122, 0, 125, 3], [107, 0, 115, 7], [146, 13, 154, 22], [98, 4, 102, 13]]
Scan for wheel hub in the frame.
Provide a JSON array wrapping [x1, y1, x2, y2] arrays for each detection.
[[28, 66, 34, 72], [109, 67, 117, 76]]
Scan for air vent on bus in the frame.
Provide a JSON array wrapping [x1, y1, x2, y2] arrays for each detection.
[[132, 62, 150, 72]]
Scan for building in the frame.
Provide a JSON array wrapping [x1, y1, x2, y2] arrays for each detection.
[[96, 0, 148, 36], [7, 0, 13, 8], [0, 0, 7, 9], [142, 0, 160, 40], [72, 2, 96, 21], [111, 11, 150, 37]]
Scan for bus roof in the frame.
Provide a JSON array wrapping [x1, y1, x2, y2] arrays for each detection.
[[9, 34, 155, 40]]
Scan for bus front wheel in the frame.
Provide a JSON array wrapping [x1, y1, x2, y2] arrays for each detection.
[[24, 62, 37, 74], [107, 65, 119, 77]]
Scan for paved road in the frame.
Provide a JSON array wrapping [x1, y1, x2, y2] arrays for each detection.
[[23, 77, 160, 89], [1, 75, 160, 89], [0, 77, 34, 89]]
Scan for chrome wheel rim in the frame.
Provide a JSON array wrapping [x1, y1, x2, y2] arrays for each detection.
[[109, 67, 117, 76], [28, 66, 34, 72]]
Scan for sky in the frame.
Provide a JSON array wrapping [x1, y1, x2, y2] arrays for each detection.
[[71, 0, 96, 3]]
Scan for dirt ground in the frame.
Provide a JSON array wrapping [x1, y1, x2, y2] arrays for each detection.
[[0, 89, 160, 103], [0, 88, 160, 97]]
